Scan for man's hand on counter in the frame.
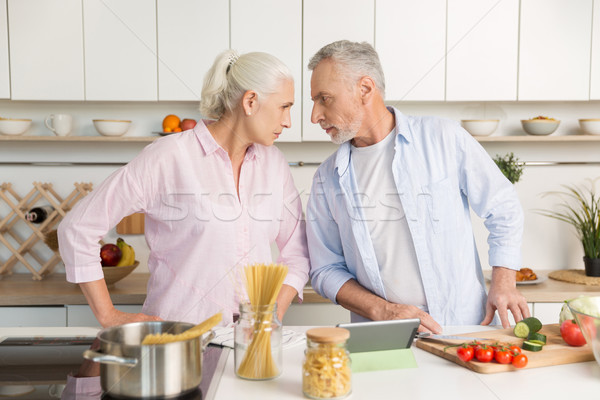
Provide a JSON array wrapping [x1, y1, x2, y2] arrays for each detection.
[[481, 266, 530, 328]]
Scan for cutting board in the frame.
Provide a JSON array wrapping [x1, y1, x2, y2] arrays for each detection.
[[416, 324, 594, 373], [116, 213, 145, 234]]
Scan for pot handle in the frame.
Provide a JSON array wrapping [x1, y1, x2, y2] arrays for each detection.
[[201, 330, 216, 350], [83, 349, 138, 367]]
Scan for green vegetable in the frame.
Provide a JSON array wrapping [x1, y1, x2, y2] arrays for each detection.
[[522, 340, 544, 352], [526, 332, 547, 344], [513, 317, 542, 338]]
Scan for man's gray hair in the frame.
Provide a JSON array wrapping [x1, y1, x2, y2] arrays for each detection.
[[308, 40, 385, 97]]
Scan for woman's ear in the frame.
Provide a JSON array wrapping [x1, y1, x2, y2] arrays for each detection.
[[242, 90, 258, 116]]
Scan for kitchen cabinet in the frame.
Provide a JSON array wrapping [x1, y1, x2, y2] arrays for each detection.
[[446, 0, 519, 101], [375, 0, 446, 101], [157, 0, 228, 102], [66, 304, 143, 327], [533, 302, 563, 325], [7, 0, 84, 100], [83, 0, 157, 101], [0, 306, 66, 327], [518, 0, 593, 101], [231, 0, 302, 142], [0, 0, 9, 99], [591, 0, 600, 100], [302, 0, 375, 142]]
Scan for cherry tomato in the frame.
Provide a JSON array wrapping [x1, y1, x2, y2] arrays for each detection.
[[512, 353, 528, 368], [475, 345, 494, 363], [560, 319, 586, 347], [457, 345, 474, 362], [494, 348, 513, 364], [508, 345, 522, 355]]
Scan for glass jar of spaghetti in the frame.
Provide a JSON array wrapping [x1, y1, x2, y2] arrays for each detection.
[[302, 327, 351, 399], [234, 303, 282, 380]]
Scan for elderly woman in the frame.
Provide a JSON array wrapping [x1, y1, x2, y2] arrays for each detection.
[[58, 50, 309, 327]]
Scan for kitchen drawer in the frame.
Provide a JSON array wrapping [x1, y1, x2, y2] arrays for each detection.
[[282, 303, 350, 326], [0, 306, 66, 327], [67, 304, 143, 327]]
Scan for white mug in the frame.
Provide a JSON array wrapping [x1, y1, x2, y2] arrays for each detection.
[[45, 114, 73, 136]]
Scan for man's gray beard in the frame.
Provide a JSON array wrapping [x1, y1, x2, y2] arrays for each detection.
[[329, 117, 362, 145]]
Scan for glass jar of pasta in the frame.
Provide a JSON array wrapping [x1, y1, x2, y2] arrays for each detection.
[[234, 303, 282, 380], [302, 327, 351, 399]]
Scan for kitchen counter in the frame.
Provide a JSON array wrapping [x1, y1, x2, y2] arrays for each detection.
[[0, 270, 598, 306]]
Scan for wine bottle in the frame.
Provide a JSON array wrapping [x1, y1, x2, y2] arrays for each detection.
[[25, 205, 54, 223]]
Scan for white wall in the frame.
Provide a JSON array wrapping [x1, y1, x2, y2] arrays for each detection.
[[1, 99, 600, 276]]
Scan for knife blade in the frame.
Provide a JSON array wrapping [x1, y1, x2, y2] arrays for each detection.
[[416, 332, 492, 342]]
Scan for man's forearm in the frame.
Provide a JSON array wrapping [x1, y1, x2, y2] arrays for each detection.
[[335, 279, 388, 320]]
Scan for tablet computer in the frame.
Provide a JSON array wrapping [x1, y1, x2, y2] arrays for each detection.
[[336, 318, 420, 353]]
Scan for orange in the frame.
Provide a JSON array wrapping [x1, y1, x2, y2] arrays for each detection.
[[162, 114, 180, 131], [173, 127, 182, 132]]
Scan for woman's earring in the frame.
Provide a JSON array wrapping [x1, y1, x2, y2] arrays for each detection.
[[247, 112, 251, 116]]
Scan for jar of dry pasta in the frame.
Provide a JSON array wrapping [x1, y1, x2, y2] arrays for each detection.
[[302, 327, 351, 399], [234, 303, 282, 380]]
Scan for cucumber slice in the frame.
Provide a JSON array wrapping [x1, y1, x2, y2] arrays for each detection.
[[522, 340, 544, 352], [526, 332, 547, 344], [513, 317, 542, 338]]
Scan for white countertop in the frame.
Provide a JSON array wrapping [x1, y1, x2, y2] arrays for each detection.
[[215, 325, 600, 400]]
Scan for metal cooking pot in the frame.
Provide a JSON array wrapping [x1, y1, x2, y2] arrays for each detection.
[[83, 321, 215, 399]]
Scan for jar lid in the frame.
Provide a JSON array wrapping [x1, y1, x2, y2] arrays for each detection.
[[306, 327, 350, 343]]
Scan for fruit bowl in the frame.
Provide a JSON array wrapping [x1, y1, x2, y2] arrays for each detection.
[[568, 296, 600, 367], [521, 118, 560, 136], [579, 119, 600, 135], [461, 119, 499, 136], [102, 261, 139, 286], [0, 118, 32, 136], [93, 119, 132, 137]]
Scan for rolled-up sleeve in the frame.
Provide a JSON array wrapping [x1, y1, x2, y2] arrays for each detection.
[[276, 163, 310, 300], [306, 170, 355, 304]]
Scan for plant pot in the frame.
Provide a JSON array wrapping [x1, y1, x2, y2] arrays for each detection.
[[584, 257, 600, 277]]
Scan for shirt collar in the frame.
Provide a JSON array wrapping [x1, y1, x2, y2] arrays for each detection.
[[194, 120, 259, 161], [334, 106, 411, 176]]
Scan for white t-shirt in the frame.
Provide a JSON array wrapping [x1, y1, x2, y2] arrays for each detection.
[[351, 130, 427, 310]]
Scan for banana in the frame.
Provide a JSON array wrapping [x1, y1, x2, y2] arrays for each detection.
[[116, 237, 136, 267]]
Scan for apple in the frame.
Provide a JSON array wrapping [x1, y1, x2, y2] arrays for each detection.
[[180, 119, 197, 131], [100, 243, 122, 266]]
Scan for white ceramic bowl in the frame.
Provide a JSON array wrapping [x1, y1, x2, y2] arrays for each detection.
[[521, 119, 560, 136], [0, 118, 32, 136], [461, 120, 499, 136], [93, 119, 132, 137], [579, 119, 600, 135]]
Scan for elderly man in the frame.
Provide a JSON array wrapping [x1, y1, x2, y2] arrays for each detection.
[[305, 40, 527, 333]]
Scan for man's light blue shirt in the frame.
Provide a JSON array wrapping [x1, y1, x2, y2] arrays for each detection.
[[306, 107, 523, 326]]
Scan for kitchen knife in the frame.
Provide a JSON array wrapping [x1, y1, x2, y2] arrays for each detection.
[[416, 332, 492, 342]]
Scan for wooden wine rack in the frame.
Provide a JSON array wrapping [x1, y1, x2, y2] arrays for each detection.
[[0, 182, 93, 280]]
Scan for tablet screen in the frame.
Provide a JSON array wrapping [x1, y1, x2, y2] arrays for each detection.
[[336, 318, 420, 353]]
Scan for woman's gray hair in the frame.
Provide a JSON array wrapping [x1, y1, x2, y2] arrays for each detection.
[[200, 50, 293, 120], [308, 40, 385, 97]]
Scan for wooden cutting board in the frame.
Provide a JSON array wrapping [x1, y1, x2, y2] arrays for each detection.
[[416, 324, 594, 373]]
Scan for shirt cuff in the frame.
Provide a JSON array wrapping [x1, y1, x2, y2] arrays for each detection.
[[65, 264, 104, 283], [283, 274, 308, 302], [489, 247, 521, 270]]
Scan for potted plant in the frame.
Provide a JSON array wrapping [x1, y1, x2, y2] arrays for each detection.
[[493, 152, 524, 184], [538, 179, 600, 277]]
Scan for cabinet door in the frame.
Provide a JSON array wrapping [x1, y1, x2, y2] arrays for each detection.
[[446, 0, 519, 101], [84, 0, 157, 101], [302, 0, 375, 142], [157, 0, 228, 102], [231, 0, 302, 142], [67, 304, 143, 327], [518, 0, 593, 100], [591, 0, 600, 100], [0, 307, 66, 327], [7, 0, 84, 100], [0, 0, 9, 99], [533, 302, 562, 325], [376, 0, 446, 101]]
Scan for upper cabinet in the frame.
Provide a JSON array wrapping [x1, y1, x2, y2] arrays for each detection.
[[446, 0, 519, 101], [302, 0, 375, 141], [376, 0, 446, 101], [591, 0, 600, 100], [7, 0, 84, 100], [518, 0, 593, 101], [157, 0, 228, 102], [231, 0, 302, 142], [0, 0, 9, 99], [83, 0, 157, 101]]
